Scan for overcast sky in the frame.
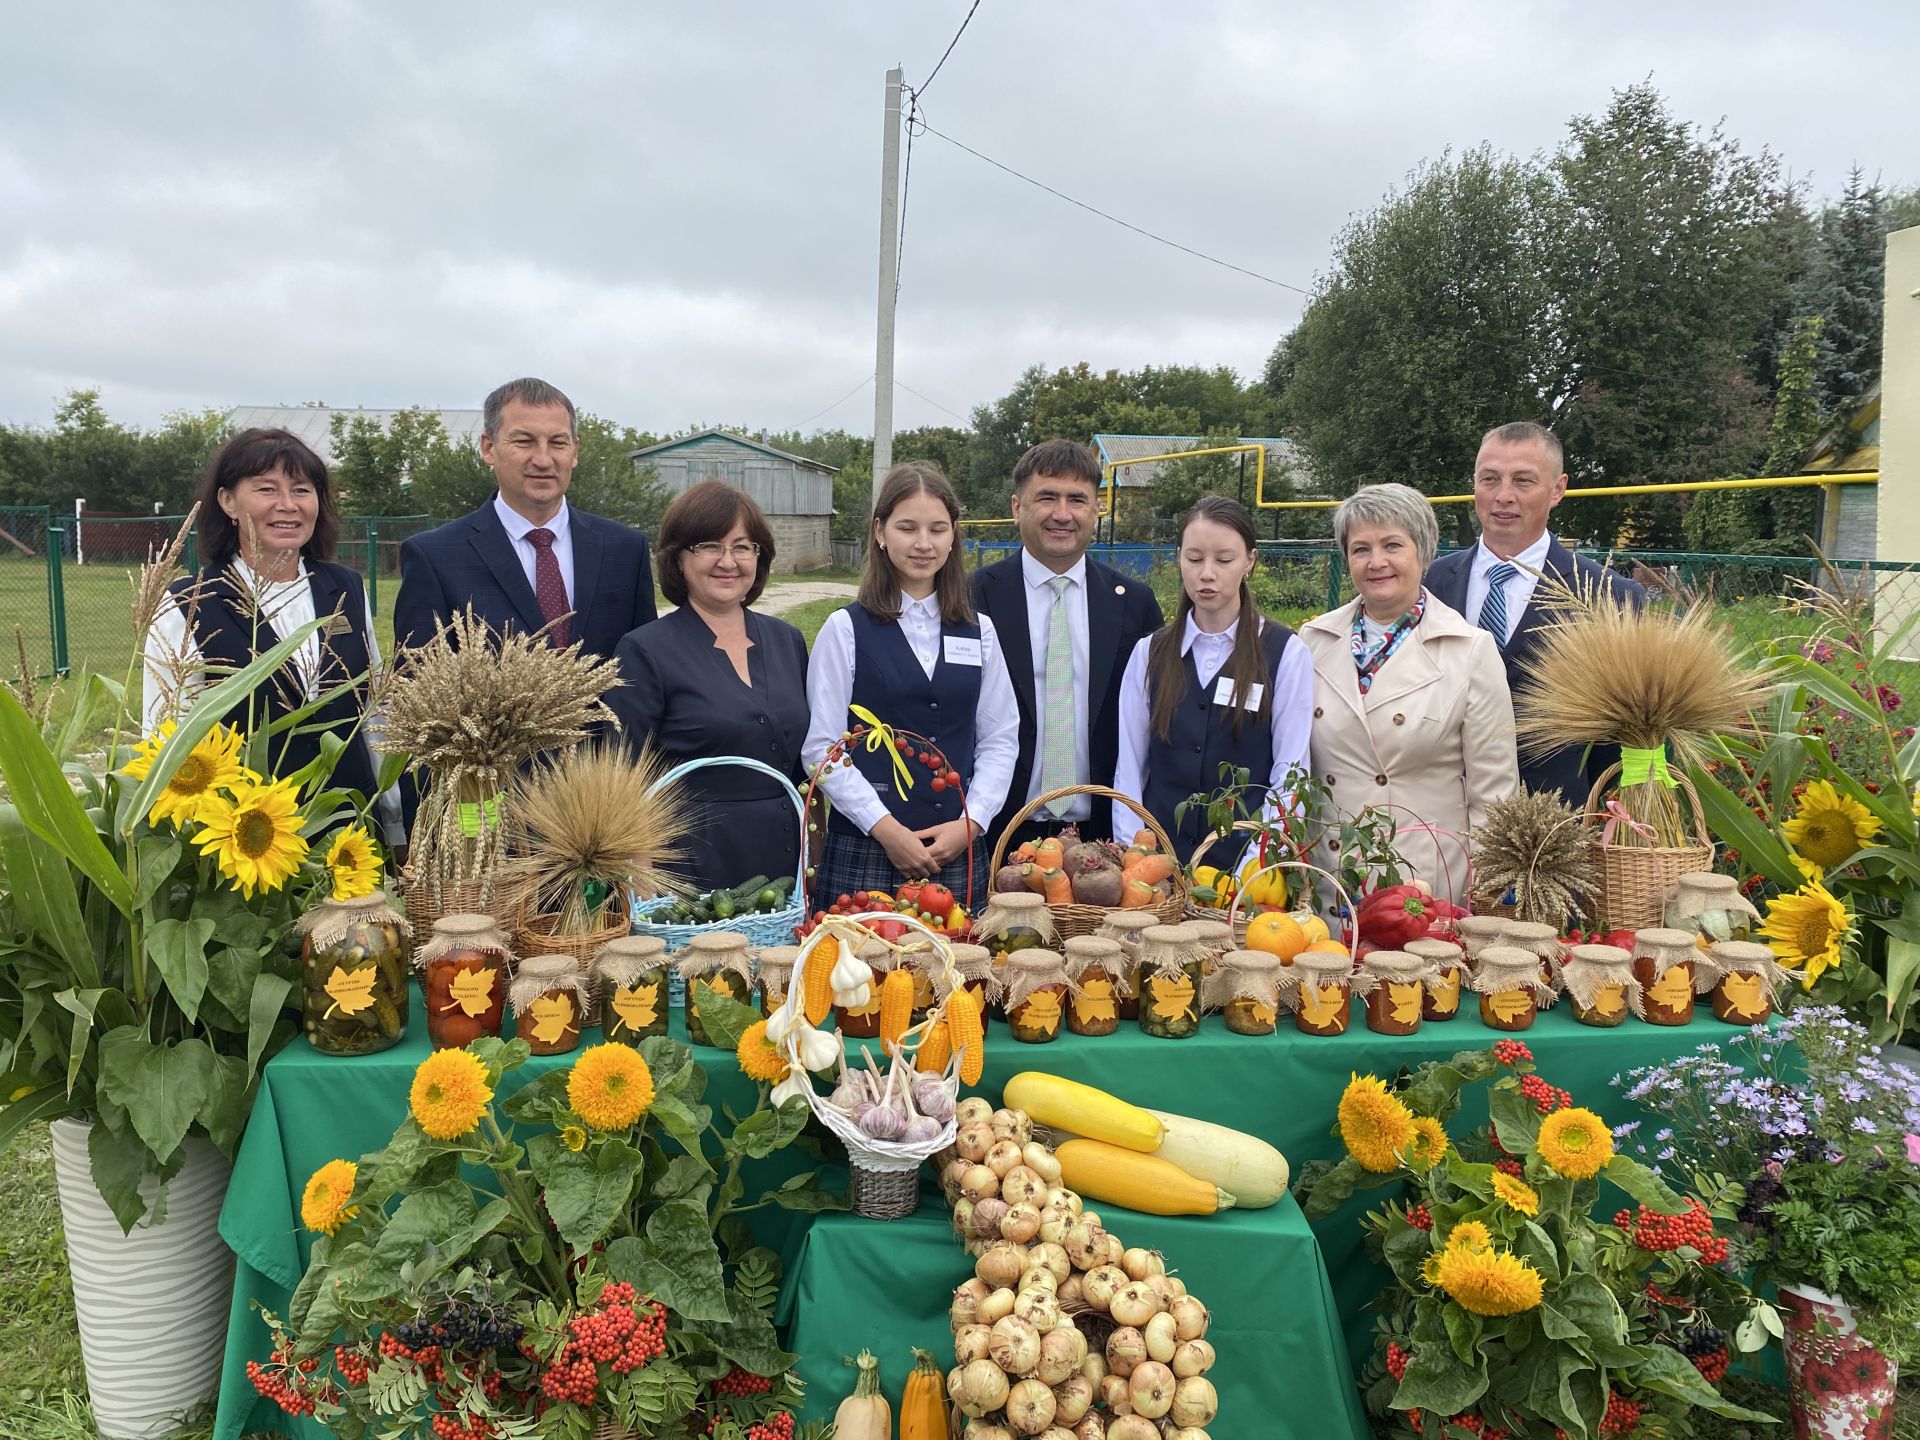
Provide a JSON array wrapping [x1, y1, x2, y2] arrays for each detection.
[[2, 1, 1915, 437]]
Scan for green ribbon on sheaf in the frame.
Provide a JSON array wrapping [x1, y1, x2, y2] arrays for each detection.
[[457, 795, 504, 837], [1618, 745, 1677, 789]]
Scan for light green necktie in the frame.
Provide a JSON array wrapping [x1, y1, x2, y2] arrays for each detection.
[[1038, 574, 1077, 806]]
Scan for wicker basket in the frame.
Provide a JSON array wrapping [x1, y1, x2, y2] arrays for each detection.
[[400, 869, 523, 955], [1185, 820, 1308, 944], [987, 784, 1187, 939], [630, 755, 809, 952], [1582, 764, 1715, 931], [1225, 858, 1357, 954], [591, 1416, 640, 1440], [513, 883, 636, 1025]]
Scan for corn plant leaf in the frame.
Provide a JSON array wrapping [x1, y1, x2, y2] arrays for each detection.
[[0, 687, 133, 913], [0, 802, 96, 985], [1685, 763, 1799, 887]]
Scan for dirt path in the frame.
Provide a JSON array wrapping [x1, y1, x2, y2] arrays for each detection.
[[748, 580, 857, 616]]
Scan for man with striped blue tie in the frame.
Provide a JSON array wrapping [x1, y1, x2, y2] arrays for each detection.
[[1424, 421, 1645, 801]]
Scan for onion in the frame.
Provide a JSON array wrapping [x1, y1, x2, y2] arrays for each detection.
[[955, 1323, 993, 1363], [949, 1364, 966, 1405], [1143, 1273, 1175, 1304], [1143, 1311, 1179, 1362], [1105, 1325, 1145, 1377], [1163, 1275, 1188, 1300], [1169, 1376, 1218, 1428], [1047, 1186, 1082, 1214], [990, 1314, 1042, 1376], [971, 1198, 1012, 1240], [991, 1107, 1033, 1142], [1108, 1280, 1162, 1328], [957, 1095, 994, 1126], [1169, 1295, 1210, 1341], [1051, 1369, 1094, 1423], [1031, 1241, 1073, 1285], [963, 1425, 1014, 1440], [986, 1138, 1027, 1178], [1023, 1140, 1063, 1182], [1056, 1273, 1083, 1308], [1080, 1263, 1128, 1314], [1035, 1327, 1081, 1386], [958, 1357, 1010, 1417], [1017, 1266, 1058, 1295], [1095, 1231, 1125, 1268], [1036, 1206, 1072, 1244], [1006, 1377, 1057, 1436], [1167, 1431, 1212, 1440], [944, 1158, 973, 1197], [952, 1198, 976, 1238], [977, 1241, 1027, 1290], [1014, 1287, 1061, 1333], [1106, 1417, 1158, 1440], [1080, 1351, 1107, 1387], [978, 1287, 1017, 1325], [1127, 1361, 1175, 1420], [1035, 1431, 1075, 1440], [1099, 1373, 1133, 1412], [1121, 1247, 1157, 1281], [1000, 1164, 1048, 1206], [956, 1122, 996, 1162], [1000, 1202, 1043, 1244], [1061, 1219, 1104, 1271], [961, 1164, 1000, 1201], [1072, 1415, 1106, 1440], [950, 1278, 989, 1329], [1170, 1339, 1215, 1378]]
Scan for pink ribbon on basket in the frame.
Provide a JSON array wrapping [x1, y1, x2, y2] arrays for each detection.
[[1601, 800, 1657, 847]]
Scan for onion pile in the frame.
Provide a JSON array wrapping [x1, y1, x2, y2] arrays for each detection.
[[935, 1099, 1220, 1440]]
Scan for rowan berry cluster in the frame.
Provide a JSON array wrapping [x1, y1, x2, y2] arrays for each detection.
[[1599, 1389, 1643, 1435], [1442, 1411, 1508, 1440], [430, 1413, 496, 1440], [713, 1366, 774, 1396], [1683, 1325, 1730, 1382], [1407, 1204, 1432, 1231], [245, 1357, 320, 1417], [1490, 1039, 1534, 1067], [334, 1345, 371, 1386], [1385, 1342, 1410, 1381], [1518, 1074, 1572, 1115], [380, 1330, 447, 1382], [1613, 1198, 1728, 1262], [745, 1413, 795, 1440]]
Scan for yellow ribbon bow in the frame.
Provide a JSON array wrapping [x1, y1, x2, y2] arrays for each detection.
[[848, 705, 916, 800]]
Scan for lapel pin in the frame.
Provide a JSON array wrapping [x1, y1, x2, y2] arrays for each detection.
[[1114, 584, 1125, 595]]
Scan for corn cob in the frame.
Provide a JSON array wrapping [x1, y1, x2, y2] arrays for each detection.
[[803, 934, 839, 1025], [946, 987, 984, 1085], [878, 967, 915, 1050]]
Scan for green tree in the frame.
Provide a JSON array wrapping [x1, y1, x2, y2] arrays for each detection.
[[568, 414, 669, 535], [328, 408, 445, 516], [406, 432, 494, 517], [1810, 168, 1886, 415]]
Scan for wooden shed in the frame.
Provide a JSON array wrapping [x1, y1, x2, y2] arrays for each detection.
[[631, 430, 835, 573]]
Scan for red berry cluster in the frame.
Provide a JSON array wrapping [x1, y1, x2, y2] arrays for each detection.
[[540, 1348, 599, 1405], [430, 1414, 495, 1440], [1494, 1157, 1524, 1178], [1491, 1039, 1534, 1066], [245, 1357, 320, 1417], [1386, 1342, 1411, 1381], [745, 1413, 795, 1440], [1613, 1199, 1728, 1262], [542, 1284, 669, 1403], [335, 1345, 371, 1386], [1519, 1074, 1573, 1115], [1444, 1412, 1508, 1440], [1599, 1390, 1643, 1435], [1408, 1204, 1433, 1231], [713, 1366, 774, 1396], [1643, 1282, 1684, 1309], [1692, 1347, 1729, 1384]]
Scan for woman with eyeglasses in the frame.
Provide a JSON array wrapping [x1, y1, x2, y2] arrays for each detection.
[[607, 479, 810, 890]]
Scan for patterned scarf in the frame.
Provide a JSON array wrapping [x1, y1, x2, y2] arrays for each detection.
[[1350, 589, 1427, 696]]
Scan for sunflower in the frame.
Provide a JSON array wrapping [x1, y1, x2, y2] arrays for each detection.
[[1432, 1246, 1545, 1316], [194, 775, 308, 897], [325, 824, 382, 901], [124, 720, 253, 829], [1759, 879, 1853, 988], [409, 1049, 493, 1139], [1781, 780, 1880, 872], [300, 1159, 358, 1235], [1338, 1073, 1418, 1174], [1490, 1171, 1540, 1217], [568, 1044, 655, 1131], [1537, 1107, 1615, 1181], [1791, 853, 1824, 885], [561, 1125, 588, 1153], [736, 1019, 791, 1084], [1405, 1116, 1449, 1170], [1445, 1219, 1493, 1254]]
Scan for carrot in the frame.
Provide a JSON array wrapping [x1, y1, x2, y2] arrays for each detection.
[[1131, 830, 1160, 852], [1012, 841, 1037, 864], [1039, 866, 1073, 905], [1022, 862, 1048, 896], [1031, 837, 1065, 870], [1121, 878, 1157, 909], [1122, 852, 1175, 887]]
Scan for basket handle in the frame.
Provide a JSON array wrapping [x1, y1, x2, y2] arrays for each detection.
[[1226, 857, 1358, 950], [647, 753, 808, 894], [1368, 801, 1470, 906], [1582, 761, 1713, 849], [986, 783, 1180, 874]]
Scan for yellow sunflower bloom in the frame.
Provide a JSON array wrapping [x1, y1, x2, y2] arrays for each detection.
[[561, 1125, 588, 1153], [568, 1044, 655, 1131], [125, 721, 253, 829], [1405, 1115, 1449, 1170], [1490, 1170, 1540, 1217], [324, 824, 382, 902], [1790, 853, 1823, 885], [409, 1049, 493, 1139], [1781, 780, 1880, 872], [1759, 878, 1853, 988], [1537, 1107, 1614, 1180], [736, 1019, 792, 1084], [300, 1159, 358, 1235], [1433, 1246, 1545, 1316], [1445, 1219, 1493, 1253], [1338, 1073, 1418, 1174], [193, 775, 308, 897]]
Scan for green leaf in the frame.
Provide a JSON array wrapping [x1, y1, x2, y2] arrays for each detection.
[[0, 802, 98, 984], [1602, 1156, 1689, 1214], [695, 1309, 795, 1377], [0, 687, 134, 912], [689, 983, 759, 1053], [1396, 1330, 1486, 1416], [135, 833, 183, 908], [647, 1093, 712, 1163], [1883, 938, 1920, 1025], [639, 1035, 696, 1099], [52, 986, 135, 1096], [1629, 1341, 1771, 1417], [372, 1182, 476, 1262], [528, 1132, 646, 1251], [727, 1097, 810, 1160], [198, 1050, 252, 1156], [358, 1119, 432, 1208], [1488, 1083, 1541, 1156], [763, 1174, 849, 1213], [145, 916, 216, 1024], [245, 970, 295, 1077], [201, 946, 261, 1032], [1687, 762, 1800, 888], [1442, 1303, 1481, 1364], [96, 1028, 216, 1165], [653, 1155, 715, 1204], [86, 1115, 155, 1234], [1540, 1273, 1635, 1365], [602, 1199, 733, 1323]]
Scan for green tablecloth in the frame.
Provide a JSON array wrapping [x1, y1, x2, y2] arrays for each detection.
[[214, 994, 1733, 1439]]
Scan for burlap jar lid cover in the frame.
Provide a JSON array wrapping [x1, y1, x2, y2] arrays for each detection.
[[977, 890, 1057, 943], [1005, 949, 1073, 1008], [296, 890, 409, 951], [677, 930, 754, 984], [1501, 921, 1565, 966], [1405, 937, 1466, 989], [509, 953, 589, 1014], [945, 942, 1000, 999], [1186, 919, 1235, 952], [1203, 948, 1282, 1010], [1062, 935, 1124, 981], [857, 936, 897, 968], [1278, 946, 1352, 1002], [1097, 911, 1161, 941], [1454, 915, 1512, 955], [1349, 949, 1434, 999], [1469, 945, 1557, 1004], [1701, 940, 1794, 998], [1139, 922, 1202, 981], [1562, 944, 1646, 1019], [1631, 927, 1700, 984], [1670, 872, 1762, 924], [753, 944, 802, 986], [415, 912, 512, 970], [593, 933, 670, 988]]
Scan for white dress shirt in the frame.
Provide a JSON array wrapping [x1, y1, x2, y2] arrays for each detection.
[[1112, 614, 1316, 822], [803, 593, 1021, 837], [493, 492, 575, 606], [1020, 550, 1092, 821], [1462, 531, 1552, 644], [141, 558, 404, 842]]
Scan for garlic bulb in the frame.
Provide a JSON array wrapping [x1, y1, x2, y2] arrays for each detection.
[[796, 1025, 841, 1073]]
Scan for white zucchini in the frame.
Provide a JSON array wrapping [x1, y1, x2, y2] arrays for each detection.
[[1143, 1110, 1290, 1208]]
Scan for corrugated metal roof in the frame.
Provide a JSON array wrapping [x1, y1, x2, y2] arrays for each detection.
[[225, 406, 486, 465], [631, 428, 839, 474]]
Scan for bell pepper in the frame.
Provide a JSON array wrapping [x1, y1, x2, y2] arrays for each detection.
[[943, 904, 969, 934], [1355, 883, 1438, 949]]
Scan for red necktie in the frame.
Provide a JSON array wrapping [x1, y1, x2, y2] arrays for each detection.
[[524, 527, 573, 647]]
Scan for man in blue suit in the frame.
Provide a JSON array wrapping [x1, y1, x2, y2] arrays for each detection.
[[1423, 421, 1645, 802]]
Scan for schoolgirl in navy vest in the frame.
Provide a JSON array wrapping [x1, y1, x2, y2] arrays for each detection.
[[1113, 496, 1315, 863], [802, 462, 1020, 909], [140, 428, 401, 840]]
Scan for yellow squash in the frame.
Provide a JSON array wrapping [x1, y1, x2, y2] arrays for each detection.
[[1003, 1072, 1166, 1153], [1055, 1138, 1235, 1216]]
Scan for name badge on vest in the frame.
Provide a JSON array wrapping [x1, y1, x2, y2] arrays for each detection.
[[943, 635, 983, 667], [1213, 677, 1264, 711]]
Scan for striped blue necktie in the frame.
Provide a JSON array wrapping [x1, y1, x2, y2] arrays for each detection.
[[1478, 562, 1518, 645]]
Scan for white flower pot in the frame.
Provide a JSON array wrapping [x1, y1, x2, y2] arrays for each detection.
[[48, 1117, 236, 1440]]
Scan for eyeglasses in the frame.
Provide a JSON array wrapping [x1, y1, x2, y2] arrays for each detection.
[[688, 541, 762, 561]]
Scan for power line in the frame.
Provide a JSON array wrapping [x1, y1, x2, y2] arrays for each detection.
[[915, 118, 1309, 296], [896, 85, 918, 294], [792, 373, 874, 431], [917, 0, 981, 97], [896, 380, 973, 425]]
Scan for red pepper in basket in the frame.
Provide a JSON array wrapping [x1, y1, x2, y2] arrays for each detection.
[[1355, 883, 1439, 949]]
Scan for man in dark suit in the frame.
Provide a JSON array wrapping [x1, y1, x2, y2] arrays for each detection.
[[969, 438, 1164, 849], [1424, 420, 1645, 801]]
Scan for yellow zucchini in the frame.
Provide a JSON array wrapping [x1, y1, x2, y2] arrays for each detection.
[[1055, 1138, 1235, 1216], [1004, 1072, 1166, 1153], [1144, 1109, 1290, 1208]]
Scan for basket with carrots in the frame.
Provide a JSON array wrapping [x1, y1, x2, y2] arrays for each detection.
[[985, 785, 1189, 940]]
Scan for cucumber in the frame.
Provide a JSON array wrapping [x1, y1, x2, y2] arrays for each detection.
[[727, 874, 772, 904]]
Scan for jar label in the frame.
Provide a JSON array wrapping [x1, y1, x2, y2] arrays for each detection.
[[1486, 988, 1533, 1026], [1589, 984, 1626, 1019], [1244, 999, 1278, 1027], [1648, 966, 1693, 1012], [1024, 990, 1064, 1034], [911, 969, 937, 1010], [1430, 969, 1461, 1013], [1146, 973, 1197, 1027], [1385, 981, 1423, 1026], [609, 981, 660, 1035], [324, 964, 378, 1018], [529, 993, 577, 1044], [1298, 983, 1347, 1029], [1072, 978, 1117, 1026], [445, 966, 497, 1017], [1718, 972, 1768, 1019]]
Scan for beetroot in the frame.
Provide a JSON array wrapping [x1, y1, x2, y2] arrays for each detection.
[[995, 864, 1031, 894], [1070, 864, 1124, 908]]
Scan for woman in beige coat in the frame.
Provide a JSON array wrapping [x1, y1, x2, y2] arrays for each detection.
[[1299, 483, 1519, 906]]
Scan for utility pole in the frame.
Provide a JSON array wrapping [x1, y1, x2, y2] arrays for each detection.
[[871, 66, 903, 503]]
